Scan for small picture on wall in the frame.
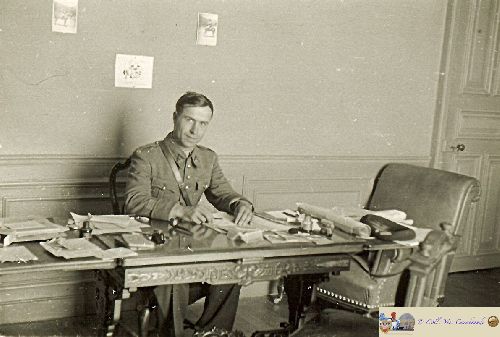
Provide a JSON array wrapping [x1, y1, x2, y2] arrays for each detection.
[[52, 0, 78, 34], [115, 54, 154, 89], [196, 13, 218, 46]]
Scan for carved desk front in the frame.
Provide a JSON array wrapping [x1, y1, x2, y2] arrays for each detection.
[[98, 220, 365, 336]]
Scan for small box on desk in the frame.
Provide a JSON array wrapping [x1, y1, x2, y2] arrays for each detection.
[[121, 233, 155, 250]]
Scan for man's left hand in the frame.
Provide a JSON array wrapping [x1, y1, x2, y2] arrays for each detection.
[[234, 200, 253, 226]]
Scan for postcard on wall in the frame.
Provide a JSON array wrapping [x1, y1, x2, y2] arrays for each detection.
[[52, 0, 78, 34], [114, 54, 154, 89], [196, 13, 218, 46]]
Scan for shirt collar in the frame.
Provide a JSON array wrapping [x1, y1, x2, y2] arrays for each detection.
[[163, 133, 199, 167]]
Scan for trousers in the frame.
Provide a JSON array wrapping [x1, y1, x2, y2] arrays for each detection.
[[154, 282, 241, 336]]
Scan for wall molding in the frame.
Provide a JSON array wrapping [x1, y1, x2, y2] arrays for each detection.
[[0, 153, 430, 215], [0, 153, 430, 163]]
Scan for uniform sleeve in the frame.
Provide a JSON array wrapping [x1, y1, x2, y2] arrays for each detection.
[[124, 149, 179, 220], [204, 153, 252, 213]]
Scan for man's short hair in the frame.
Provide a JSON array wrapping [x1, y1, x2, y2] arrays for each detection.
[[175, 92, 214, 114]]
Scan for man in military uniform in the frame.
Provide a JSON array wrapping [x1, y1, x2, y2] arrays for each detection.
[[125, 91, 253, 335]]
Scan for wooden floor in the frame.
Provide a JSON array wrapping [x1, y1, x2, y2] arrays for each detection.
[[1, 268, 499, 337]]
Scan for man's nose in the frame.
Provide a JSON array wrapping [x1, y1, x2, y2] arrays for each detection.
[[190, 122, 200, 135]]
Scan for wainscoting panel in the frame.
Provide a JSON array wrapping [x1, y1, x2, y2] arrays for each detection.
[[0, 270, 98, 324], [0, 154, 429, 323], [243, 177, 373, 211]]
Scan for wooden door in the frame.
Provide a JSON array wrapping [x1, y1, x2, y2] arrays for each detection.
[[433, 0, 500, 271]]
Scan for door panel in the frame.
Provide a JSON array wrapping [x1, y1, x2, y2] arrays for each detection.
[[433, 0, 500, 271]]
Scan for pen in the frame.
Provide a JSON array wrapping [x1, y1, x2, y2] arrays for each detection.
[[169, 218, 193, 236]]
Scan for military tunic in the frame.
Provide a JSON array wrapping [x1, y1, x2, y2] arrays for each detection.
[[125, 132, 250, 219], [124, 132, 249, 334]]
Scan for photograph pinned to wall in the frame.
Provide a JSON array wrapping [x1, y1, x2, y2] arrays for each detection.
[[114, 54, 154, 89], [52, 0, 78, 34], [196, 13, 218, 46]]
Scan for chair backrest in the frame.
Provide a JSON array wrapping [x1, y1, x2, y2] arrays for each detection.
[[367, 163, 480, 235], [109, 157, 131, 215]]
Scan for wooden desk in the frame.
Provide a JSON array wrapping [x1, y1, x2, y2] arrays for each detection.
[[98, 220, 366, 337], [0, 219, 365, 336], [0, 234, 117, 326]]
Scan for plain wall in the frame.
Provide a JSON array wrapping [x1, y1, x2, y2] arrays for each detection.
[[0, 0, 447, 158], [0, 0, 449, 317]]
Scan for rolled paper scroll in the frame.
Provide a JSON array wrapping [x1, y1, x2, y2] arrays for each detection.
[[296, 202, 372, 238]]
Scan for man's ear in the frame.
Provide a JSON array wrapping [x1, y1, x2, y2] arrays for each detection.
[[172, 111, 178, 122]]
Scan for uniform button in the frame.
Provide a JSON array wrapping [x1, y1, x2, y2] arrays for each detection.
[[187, 164, 191, 168], [185, 185, 189, 189], [162, 186, 166, 190], [186, 175, 191, 179]]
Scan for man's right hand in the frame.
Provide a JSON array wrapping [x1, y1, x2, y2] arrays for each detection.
[[178, 204, 214, 225]]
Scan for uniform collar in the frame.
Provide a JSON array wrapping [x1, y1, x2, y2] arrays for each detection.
[[163, 133, 200, 167]]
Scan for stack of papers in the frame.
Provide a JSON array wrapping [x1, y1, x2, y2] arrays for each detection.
[[40, 237, 103, 259], [0, 245, 39, 263], [0, 218, 68, 246], [70, 213, 148, 235], [40, 237, 138, 259], [207, 211, 333, 245]]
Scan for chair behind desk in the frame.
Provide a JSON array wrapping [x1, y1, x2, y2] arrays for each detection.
[[108, 157, 157, 337], [315, 163, 480, 315], [109, 157, 131, 215]]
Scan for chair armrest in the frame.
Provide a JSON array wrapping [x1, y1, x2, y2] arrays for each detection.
[[404, 223, 460, 306], [409, 222, 459, 268]]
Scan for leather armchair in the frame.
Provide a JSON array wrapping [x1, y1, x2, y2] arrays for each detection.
[[315, 163, 480, 315]]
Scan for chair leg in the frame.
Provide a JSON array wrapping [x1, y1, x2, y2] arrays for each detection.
[[268, 278, 285, 304], [138, 307, 151, 337]]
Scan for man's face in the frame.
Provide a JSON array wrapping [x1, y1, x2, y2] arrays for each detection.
[[172, 105, 213, 150]]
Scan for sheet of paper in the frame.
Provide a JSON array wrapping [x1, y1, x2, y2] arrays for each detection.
[[52, 0, 78, 34], [114, 54, 154, 89], [0, 219, 67, 236], [70, 212, 147, 235], [263, 233, 311, 244], [264, 210, 297, 223], [58, 237, 101, 251], [210, 212, 256, 232], [0, 246, 38, 263], [227, 229, 264, 243], [196, 13, 218, 46], [40, 238, 103, 259], [210, 212, 293, 234], [96, 247, 138, 259]]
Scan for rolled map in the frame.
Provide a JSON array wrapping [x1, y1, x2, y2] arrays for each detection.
[[296, 202, 371, 238]]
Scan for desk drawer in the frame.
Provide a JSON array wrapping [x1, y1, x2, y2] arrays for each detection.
[[123, 254, 351, 288]]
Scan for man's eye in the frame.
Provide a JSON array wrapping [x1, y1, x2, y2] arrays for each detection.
[[201, 122, 208, 126]]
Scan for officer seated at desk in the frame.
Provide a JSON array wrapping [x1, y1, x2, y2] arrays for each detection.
[[124, 91, 253, 336]]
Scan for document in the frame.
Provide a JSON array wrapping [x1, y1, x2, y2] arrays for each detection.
[[0, 217, 68, 246], [0, 245, 38, 263], [40, 237, 103, 259], [70, 212, 148, 235], [96, 247, 138, 259]]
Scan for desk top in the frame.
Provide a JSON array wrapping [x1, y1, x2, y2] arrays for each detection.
[[0, 238, 116, 274], [0, 217, 367, 273], [101, 219, 366, 267]]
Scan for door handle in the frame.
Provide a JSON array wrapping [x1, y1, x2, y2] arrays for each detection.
[[450, 143, 466, 152]]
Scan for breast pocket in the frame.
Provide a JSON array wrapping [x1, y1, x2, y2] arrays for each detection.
[[151, 177, 176, 198]]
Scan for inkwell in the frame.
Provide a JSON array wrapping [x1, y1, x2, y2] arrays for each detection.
[[79, 219, 92, 239]]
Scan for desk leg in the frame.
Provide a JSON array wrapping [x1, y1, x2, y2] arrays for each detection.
[[251, 274, 327, 337], [283, 274, 324, 330], [101, 272, 131, 337]]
